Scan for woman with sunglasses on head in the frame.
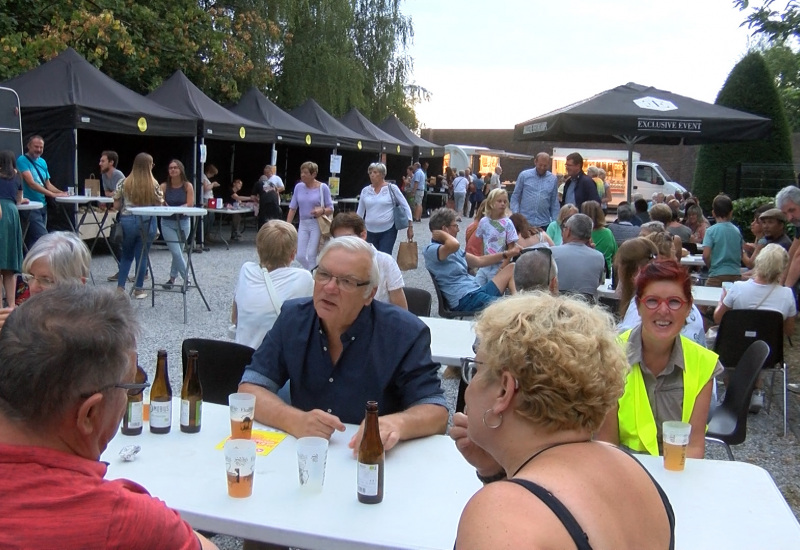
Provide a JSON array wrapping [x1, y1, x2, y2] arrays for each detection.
[[450, 293, 674, 550], [596, 260, 722, 459], [0, 231, 91, 331]]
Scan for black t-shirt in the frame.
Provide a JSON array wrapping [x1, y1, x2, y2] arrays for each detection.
[[251, 178, 281, 220]]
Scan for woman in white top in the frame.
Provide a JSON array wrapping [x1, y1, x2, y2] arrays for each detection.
[[356, 162, 413, 256], [232, 220, 314, 350]]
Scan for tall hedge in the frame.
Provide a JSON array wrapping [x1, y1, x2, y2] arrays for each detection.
[[693, 51, 793, 210]]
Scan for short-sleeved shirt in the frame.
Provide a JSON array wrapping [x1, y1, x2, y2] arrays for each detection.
[[17, 154, 50, 204], [0, 174, 21, 201], [550, 242, 605, 296], [289, 182, 333, 220], [240, 298, 446, 423], [411, 168, 426, 193], [373, 245, 405, 303], [722, 279, 797, 320], [251, 179, 282, 221], [759, 232, 792, 252], [424, 242, 481, 309], [476, 216, 518, 256], [0, 444, 200, 549], [702, 221, 743, 277], [591, 227, 618, 274], [101, 168, 125, 193], [113, 179, 164, 216], [668, 223, 693, 243]]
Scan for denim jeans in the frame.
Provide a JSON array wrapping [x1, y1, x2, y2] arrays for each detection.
[[118, 214, 156, 289], [20, 205, 47, 250], [367, 226, 398, 256], [160, 217, 189, 280]]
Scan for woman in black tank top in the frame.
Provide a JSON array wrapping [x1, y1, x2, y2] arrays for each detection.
[[450, 293, 674, 549], [158, 160, 194, 290]]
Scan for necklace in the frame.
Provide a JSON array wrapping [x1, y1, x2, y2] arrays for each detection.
[[511, 440, 590, 478]]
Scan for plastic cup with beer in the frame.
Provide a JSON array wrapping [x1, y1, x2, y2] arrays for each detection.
[[229, 393, 256, 439], [224, 439, 256, 498], [662, 421, 691, 471], [296, 436, 328, 492]]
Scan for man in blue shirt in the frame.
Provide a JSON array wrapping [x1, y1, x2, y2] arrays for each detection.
[[410, 162, 426, 222], [511, 152, 559, 229], [17, 135, 67, 249], [239, 236, 448, 452], [561, 152, 600, 210], [424, 208, 518, 312]]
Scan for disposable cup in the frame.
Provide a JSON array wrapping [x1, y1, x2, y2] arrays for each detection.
[[662, 421, 691, 471], [296, 436, 328, 492], [224, 439, 256, 498], [229, 393, 256, 440], [67, 186, 75, 196]]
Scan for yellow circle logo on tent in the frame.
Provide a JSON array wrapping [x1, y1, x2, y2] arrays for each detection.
[[396, 145, 401, 153], [239, 127, 246, 139], [306, 134, 312, 145], [137, 117, 147, 132], [357, 141, 362, 150], [430, 148, 435, 156]]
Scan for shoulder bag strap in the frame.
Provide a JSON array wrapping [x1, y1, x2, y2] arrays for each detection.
[[261, 267, 283, 315], [319, 184, 325, 209], [389, 183, 400, 206], [25, 154, 47, 184], [753, 284, 777, 310]]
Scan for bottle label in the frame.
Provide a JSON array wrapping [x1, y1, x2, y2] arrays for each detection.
[[150, 400, 172, 428], [126, 401, 143, 429], [357, 462, 380, 496], [180, 399, 202, 426]]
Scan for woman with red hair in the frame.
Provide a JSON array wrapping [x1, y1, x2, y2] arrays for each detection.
[[596, 259, 722, 458]]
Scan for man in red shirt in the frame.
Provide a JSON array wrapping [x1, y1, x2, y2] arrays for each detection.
[[0, 285, 216, 550]]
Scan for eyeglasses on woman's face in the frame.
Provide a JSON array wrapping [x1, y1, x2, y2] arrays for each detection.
[[640, 295, 689, 311], [19, 272, 56, 288], [460, 357, 483, 384]]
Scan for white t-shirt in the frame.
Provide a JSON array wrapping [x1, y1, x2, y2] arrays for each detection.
[[202, 174, 214, 200], [234, 263, 314, 349], [722, 279, 797, 320], [260, 174, 284, 192], [618, 300, 707, 347], [373, 246, 404, 303]]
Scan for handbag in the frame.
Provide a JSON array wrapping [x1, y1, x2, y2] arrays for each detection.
[[316, 185, 332, 237], [389, 184, 409, 231], [397, 239, 418, 271]]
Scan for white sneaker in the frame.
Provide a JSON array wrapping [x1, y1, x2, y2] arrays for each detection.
[[749, 390, 764, 414], [133, 289, 148, 300]]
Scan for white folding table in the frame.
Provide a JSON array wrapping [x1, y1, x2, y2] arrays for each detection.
[[54, 195, 116, 282], [597, 279, 722, 307], [209, 206, 254, 249], [17, 201, 43, 253]]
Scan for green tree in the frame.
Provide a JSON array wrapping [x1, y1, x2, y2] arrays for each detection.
[[693, 51, 793, 207], [735, 0, 800, 42], [759, 41, 800, 132]]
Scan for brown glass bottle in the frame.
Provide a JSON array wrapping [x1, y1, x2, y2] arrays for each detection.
[[149, 349, 172, 434], [357, 401, 384, 504], [180, 350, 203, 433], [121, 355, 144, 436]]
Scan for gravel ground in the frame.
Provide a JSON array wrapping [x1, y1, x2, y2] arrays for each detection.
[[88, 213, 800, 548]]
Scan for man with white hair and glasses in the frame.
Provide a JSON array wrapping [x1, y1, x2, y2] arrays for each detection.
[[239, 236, 448, 452]]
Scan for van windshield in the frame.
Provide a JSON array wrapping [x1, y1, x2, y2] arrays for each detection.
[[653, 163, 672, 183]]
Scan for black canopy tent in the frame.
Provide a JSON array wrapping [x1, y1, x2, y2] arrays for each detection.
[[339, 108, 414, 184], [2, 47, 198, 229], [513, 82, 773, 200], [290, 99, 381, 197], [379, 114, 445, 177], [148, 71, 275, 200]]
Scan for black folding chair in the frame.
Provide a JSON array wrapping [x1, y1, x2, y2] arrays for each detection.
[[705, 340, 770, 460], [713, 310, 789, 436], [181, 338, 255, 405], [403, 286, 432, 317], [427, 270, 478, 319]]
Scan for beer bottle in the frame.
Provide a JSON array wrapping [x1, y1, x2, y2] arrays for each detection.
[[180, 350, 203, 433], [357, 401, 384, 504], [149, 349, 172, 434], [121, 355, 144, 436]]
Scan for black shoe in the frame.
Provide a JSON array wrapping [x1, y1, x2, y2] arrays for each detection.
[[193, 246, 203, 254], [203, 246, 211, 252], [161, 279, 174, 290]]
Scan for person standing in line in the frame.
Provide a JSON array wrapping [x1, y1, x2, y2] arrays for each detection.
[[158, 160, 194, 290], [113, 153, 163, 299], [100, 151, 126, 282], [286, 161, 333, 270], [17, 135, 67, 249], [511, 152, 559, 230], [356, 162, 413, 256]]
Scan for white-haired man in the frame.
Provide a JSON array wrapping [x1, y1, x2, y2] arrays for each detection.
[[239, 236, 448, 452]]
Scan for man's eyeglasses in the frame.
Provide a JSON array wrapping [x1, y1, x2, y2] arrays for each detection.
[[79, 365, 150, 399], [640, 295, 689, 311], [513, 246, 553, 283], [312, 266, 371, 293], [18, 272, 56, 288]]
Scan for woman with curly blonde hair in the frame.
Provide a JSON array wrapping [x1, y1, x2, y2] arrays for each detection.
[[451, 293, 674, 549]]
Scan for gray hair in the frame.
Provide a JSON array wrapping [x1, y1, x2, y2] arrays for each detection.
[[775, 186, 800, 210], [0, 285, 139, 428], [598, 168, 606, 179], [617, 203, 634, 222], [639, 221, 666, 236], [754, 243, 789, 284], [318, 236, 380, 297], [565, 213, 593, 241], [429, 207, 457, 231], [513, 250, 557, 292], [22, 231, 91, 282], [535, 152, 551, 162], [458, 170, 465, 177], [587, 166, 600, 177], [368, 162, 387, 177], [632, 193, 644, 202]]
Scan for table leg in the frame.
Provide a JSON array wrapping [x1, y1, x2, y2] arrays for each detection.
[[216, 213, 229, 250], [183, 219, 211, 323], [88, 206, 118, 264]]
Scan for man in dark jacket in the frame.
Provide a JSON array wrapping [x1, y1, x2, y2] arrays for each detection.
[[561, 152, 600, 210]]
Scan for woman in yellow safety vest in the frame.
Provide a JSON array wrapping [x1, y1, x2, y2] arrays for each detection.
[[596, 259, 722, 458]]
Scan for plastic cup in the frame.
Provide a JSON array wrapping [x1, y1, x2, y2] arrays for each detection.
[[662, 421, 691, 471], [296, 436, 328, 492], [67, 186, 75, 196], [229, 393, 256, 440], [224, 439, 256, 498]]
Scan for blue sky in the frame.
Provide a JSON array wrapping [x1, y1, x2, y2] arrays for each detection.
[[402, 0, 756, 129]]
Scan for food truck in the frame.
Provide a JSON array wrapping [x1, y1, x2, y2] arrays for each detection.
[[551, 147, 686, 204], [444, 144, 533, 176]]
